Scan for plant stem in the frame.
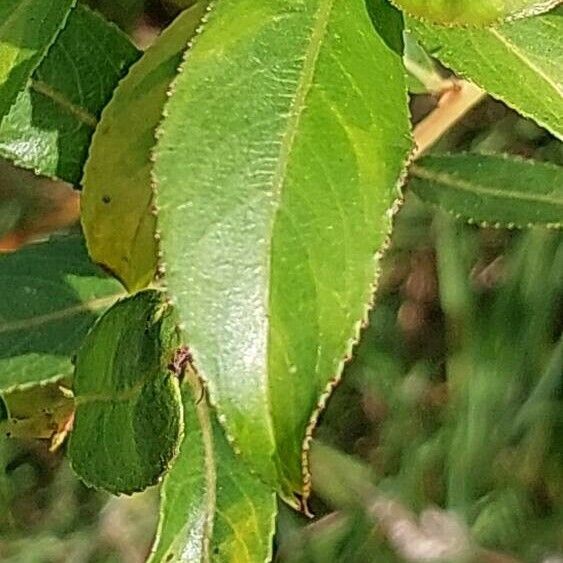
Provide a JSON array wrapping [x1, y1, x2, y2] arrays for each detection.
[[413, 81, 486, 159]]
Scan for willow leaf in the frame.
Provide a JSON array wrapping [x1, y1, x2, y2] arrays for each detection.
[[149, 389, 276, 563], [82, 3, 208, 292], [410, 7, 563, 139], [154, 0, 411, 502], [410, 154, 563, 228], [0, 5, 139, 183], [391, 0, 561, 26], [0, 0, 75, 120], [0, 234, 124, 393], [69, 290, 183, 495]]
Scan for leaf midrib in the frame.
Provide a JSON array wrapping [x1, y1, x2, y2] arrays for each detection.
[[0, 293, 123, 334], [190, 378, 217, 562], [265, 0, 335, 464], [488, 27, 562, 97], [31, 78, 98, 128], [411, 163, 563, 206]]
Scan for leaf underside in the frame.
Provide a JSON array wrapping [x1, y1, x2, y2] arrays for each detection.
[[69, 290, 183, 495], [154, 0, 411, 502], [410, 154, 563, 228]]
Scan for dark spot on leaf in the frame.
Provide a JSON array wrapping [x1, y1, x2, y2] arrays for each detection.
[[213, 547, 220, 555], [102, 195, 111, 204], [165, 554, 174, 561]]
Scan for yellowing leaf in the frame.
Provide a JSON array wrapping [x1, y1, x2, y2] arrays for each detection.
[[82, 3, 208, 291]]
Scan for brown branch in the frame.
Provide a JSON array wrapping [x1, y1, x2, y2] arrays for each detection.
[[413, 81, 486, 160]]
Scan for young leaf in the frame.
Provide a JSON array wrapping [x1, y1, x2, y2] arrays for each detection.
[[0, 5, 139, 184], [149, 389, 276, 563], [410, 7, 563, 139], [0, 234, 124, 393], [82, 2, 209, 292], [0, 0, 75, 120], [403, 31, 448, 94], [154, 0, 412, 502], [390, 0, 561, 26], [69, 290, 183, 495], [410, 154, 563, 228]]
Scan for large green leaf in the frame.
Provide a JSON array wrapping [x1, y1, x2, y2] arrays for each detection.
[[82, 3, 208, 292], [410, 7, 563, 139], [69, 290, 183, 495], [410, 154, 563, 228], [154, 0, 411, 502], [391, 0, 561, 26], [0, 5, 139, 184], [0, 0, 75, 120], [0, 234, 124, 393], [149, 389, 276, 563]]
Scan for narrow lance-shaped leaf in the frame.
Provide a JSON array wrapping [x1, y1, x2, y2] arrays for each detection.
[[82, 2, 209, 292], [410, 154, 563, 229], [154, 0, 412, 503], [0, 0, 75, 119], [0, 5, 140, 184], [410, 7, 563, 139], [0, 234, 124, 393], [69, 290, 183, 495], [390, 0, 561, 26], [149, 388, 276, 563]]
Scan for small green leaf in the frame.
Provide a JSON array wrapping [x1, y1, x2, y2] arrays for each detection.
[[154, 0, 411, 502], [410, 154, 563, 228], [403, 31, 447, 94], [410, 7, 563, 139], [82, 2, 209, 292], [0, 5, 140, 183], [390, 0, 561, 26], [149, 389, 277, 563], [0, 234, 124, 393], [0, 0, 75, 120], [69, 290, 183, 495]]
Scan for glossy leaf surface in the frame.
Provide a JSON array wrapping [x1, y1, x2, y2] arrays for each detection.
[[150, 389, 276, 562], [69, 290, 183, 494], [0, 0, 75, 119], [0, 5, 139, 183], [154, 0, 411, 501]]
